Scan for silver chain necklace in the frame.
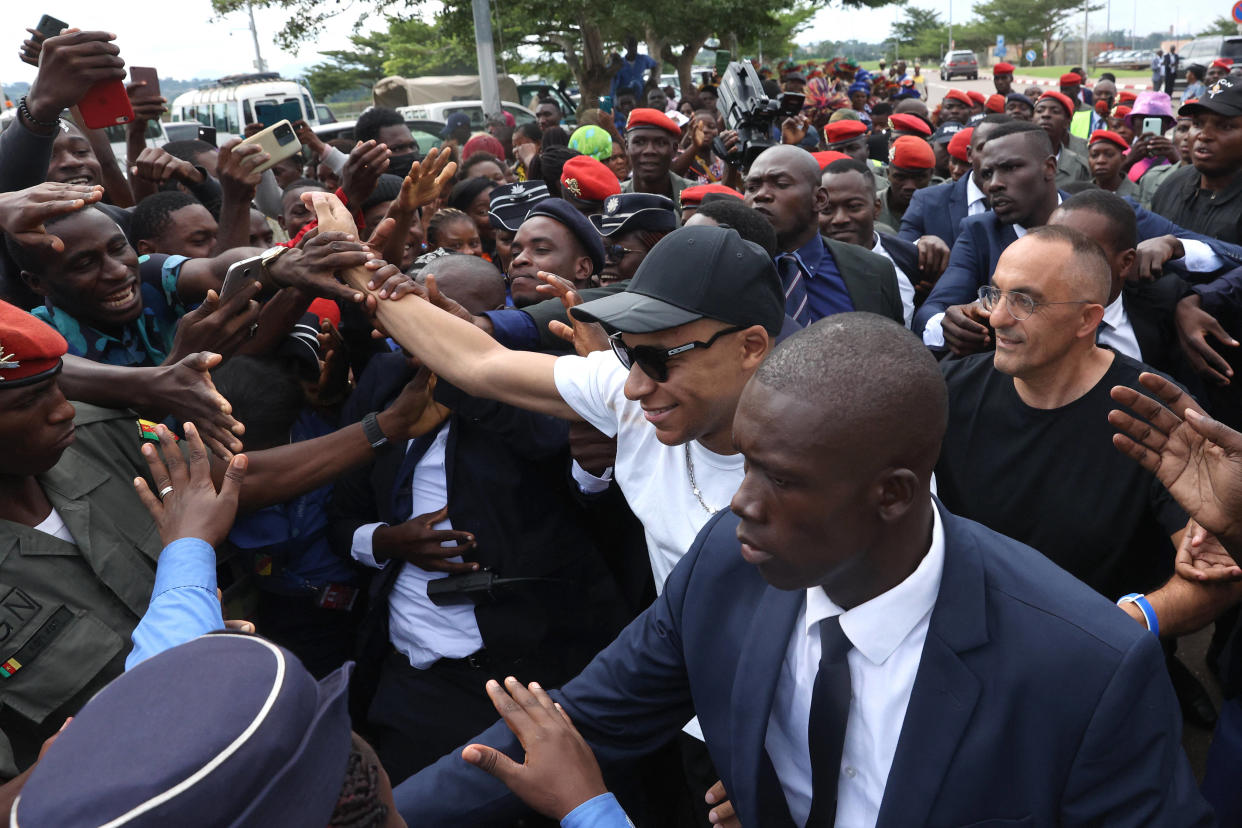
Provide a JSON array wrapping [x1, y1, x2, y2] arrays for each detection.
[[684, 443, 719, 515]]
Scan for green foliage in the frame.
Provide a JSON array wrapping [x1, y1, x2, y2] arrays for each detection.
[[1199, 16, 1240, 37], [303, 31, 389, 99], [383, 16, 480, 76]]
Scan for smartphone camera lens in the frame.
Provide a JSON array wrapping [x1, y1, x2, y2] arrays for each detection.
[[276, 124, 295, 145]]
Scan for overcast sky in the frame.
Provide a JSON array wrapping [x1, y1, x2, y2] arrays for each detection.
[[0, 0, 1223, 86]]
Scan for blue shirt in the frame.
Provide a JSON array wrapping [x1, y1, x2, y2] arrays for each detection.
[[561, 793, 633, 828], [612, 54, 658, 99], [790, 235, 854, 321], [31, 254, 189, 367], [482, 308, 542, 350], [126, 537, 224, 670]]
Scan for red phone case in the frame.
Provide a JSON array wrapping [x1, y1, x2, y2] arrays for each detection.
[[78, 79, 135, 129]]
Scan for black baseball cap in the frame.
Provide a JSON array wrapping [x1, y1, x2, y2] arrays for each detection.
[[1180, 76, 1242, 117], [570, 225, 785, 335], [488, 181, 551, 231], [591, 193, 677, 237]]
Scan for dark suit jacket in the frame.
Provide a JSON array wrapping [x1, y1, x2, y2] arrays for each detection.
[[823, 236, 905, 324], [877, 232, 921, 303], [328, 352, 627, 699], [393, 501, 1211, 827], [898, 174, 971, 248], [913, 196, 1242, 336]]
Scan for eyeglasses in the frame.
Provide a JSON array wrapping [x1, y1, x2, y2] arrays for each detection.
[[609, 325, 746, 382], [604, 244, 643, 262], [976, 285, 1093, 321]]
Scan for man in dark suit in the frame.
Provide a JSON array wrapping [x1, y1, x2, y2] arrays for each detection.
[[392, 313, 1211, 827], [329, 258, 627, 784], [745, 144, 905, 326], [820, 157, 921, 325], [913, 121, 1242, 352]]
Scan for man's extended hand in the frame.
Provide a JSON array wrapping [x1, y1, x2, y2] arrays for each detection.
[[25, 30, 126, 126], [942, 301, 992, 355], [1174, 294, 1237, 386], [148, 352, 245, 458], [371, 506, 477, 572], [1109, 372, 1242, 557], [341, 139, 391, 209], [780, 115, 810, 145], [167, 284, 262, 366], [0, 182, 103, 251], [399, 146, 459, 210], [131, 146, 205, 186], [1134, 234, 1184, 281], [915, 235, 951, 278], [462, 677, 609, 820], [269, 231, 370, 304], [126, 80, 166, 124], [133, 421, 247, 548], [215, 138, 268, 202], [538, 272, 610, 356], [1175, 520, 1242, 582]]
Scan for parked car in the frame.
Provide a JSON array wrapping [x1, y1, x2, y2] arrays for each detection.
[[1179, 35, 1242, 71], [396, 101, 537, 133], [315, 104, 338, 124], [311, 118, 444, 155], [940, 50, 979, 81]]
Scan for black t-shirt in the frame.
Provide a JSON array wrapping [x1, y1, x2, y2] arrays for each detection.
[[936, 352, 1187, 599]]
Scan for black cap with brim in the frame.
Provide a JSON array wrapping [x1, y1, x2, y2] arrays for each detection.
[[1180, 77, 1242, 117], [571, 291, 703, 334]]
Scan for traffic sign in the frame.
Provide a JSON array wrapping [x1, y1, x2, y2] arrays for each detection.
[[995, 46, 1007, 58], [1026, 49, 1037, 62], [996, 35, 1005, 48], [1233, 0, 1242, 24]]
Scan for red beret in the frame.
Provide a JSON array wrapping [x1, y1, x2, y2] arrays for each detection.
[[967, 90, 986, 105], [993, 62, 1015, 74], [1112, 105, 1133, 119], [561, 155, 621, 202], [812, 150, 853, 170], [1059, 72, 1083, 86], [947, 127, 973, 162], [680, 183, 743, 206], [1213, 59, 1232, 71], [0, 301, 67, 388], [1089, 129, 1130, 152], [890, 135, 935, 170], [889, 113, 932, 137], [625, 107, 681, 138], [943, 89, 973, 106], [985, 94, 1006, 113], [1118, 90, 1137, 104], [823, 120, 869, 144], [307, 298, 341, 329], [1037, 90, 1075, 118]]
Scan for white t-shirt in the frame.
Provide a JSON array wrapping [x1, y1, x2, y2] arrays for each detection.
[[554, 350, 745, 593]]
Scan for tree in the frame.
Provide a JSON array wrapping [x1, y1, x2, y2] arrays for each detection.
[[973, 0, 1102, 65], [383, 16, 480, 77], [1199, 16, 1239, 37], [892, 7, 943, 50], [303, 32, 389, 100]]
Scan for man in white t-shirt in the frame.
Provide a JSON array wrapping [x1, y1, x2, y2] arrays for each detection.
[[367, 224, 787, 594]]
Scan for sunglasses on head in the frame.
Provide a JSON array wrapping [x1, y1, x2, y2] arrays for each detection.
[[608, 325, 746, 382]]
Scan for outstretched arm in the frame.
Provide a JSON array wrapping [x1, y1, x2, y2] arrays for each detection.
[[308, 191, 582, 422]]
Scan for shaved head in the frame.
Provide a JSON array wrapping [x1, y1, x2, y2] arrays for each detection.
[[751, 144, 823, 188], [1022, 225, 1111, 305], [417, 253, 507, 313], [753, 312, 947, 475]]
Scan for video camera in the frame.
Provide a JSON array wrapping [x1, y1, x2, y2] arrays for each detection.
[[713, 61, 805, 170]]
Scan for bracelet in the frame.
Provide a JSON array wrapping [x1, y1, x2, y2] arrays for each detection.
[[1117, 593, 1159, 638], [18, 96, 59, 131]]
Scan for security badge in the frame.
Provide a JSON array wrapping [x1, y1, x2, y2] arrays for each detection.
[[0, 344, 18, 380], [510, 182, 526, 196], [564, 177, 582, 198], [138, 419, 178, 443], [605, 195, 621, 215]]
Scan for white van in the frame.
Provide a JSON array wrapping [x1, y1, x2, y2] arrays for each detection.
[[170, 73, 318, 142]]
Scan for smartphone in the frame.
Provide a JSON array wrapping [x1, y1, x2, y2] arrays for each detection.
[[197, 125, 217, 147], [220, 257, 262, 303], [34, 14, 68, 38], [715, 49, 732, 76], [129, 66, 160, 99], [78, 79, 134, 129], [241, 119, 300, 173], [1141, 117, 1164, 136]]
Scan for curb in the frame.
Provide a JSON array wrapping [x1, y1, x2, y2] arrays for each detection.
[[983, 73, 1153, 92]]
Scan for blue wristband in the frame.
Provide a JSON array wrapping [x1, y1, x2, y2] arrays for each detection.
[[1117, 593, 1159, 638]]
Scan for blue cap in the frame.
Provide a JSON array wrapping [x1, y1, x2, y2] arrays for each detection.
[[440, 111, 471, 138], [14, 634, 352, 828], [591, 193, 677, 237], [525, 197, 606, 275], [488, 180, 551, 231], [848, 81, 870, 94]]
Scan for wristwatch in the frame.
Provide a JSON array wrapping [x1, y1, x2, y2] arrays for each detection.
[[362, 412, 390, 449], [258, 245, 291, 283]]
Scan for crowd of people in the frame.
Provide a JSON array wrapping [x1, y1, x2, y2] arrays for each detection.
[[2, 21, 1242, 827]]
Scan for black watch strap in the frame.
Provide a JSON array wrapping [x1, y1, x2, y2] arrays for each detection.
[[362, 412, 389, 449]]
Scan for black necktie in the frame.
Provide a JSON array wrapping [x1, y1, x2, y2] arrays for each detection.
[[806, 615, 853, 828]]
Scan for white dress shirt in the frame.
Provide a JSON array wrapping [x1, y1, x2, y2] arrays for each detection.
[[351, 424, 484, 669], [965, 171, 987, 216], [765, 501, 946, 827], [871, 232, 914, 328], [1098, 294, 1143, 361]]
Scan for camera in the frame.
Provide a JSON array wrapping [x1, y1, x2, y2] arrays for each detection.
[[713, 61, 805, 169]]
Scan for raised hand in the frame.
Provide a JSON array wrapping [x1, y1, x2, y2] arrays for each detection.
[[0, 183, 103, 251], [537, 271, 610, 355], [462, 677, 608, 820], [166, 283, 262, 365], [1109, 371, 1242, 557], [147, 352, 245, 458], [1174, 294, 1238, 386], [341, 139, 391, 210], [133, 421, 247, 548], [1174, 521, 1242, 582], [25, 30, 126, 127], [400, 146, 459, 210], [131, 146, 205, 186]]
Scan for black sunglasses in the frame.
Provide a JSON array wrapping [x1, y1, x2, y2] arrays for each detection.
[[609, 325, 746, 382], [604, 243, 643, 262]]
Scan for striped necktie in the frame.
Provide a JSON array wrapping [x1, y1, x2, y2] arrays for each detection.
[[778, 253, 812, 326]]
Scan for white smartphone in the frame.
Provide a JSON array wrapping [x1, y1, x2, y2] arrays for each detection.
[[240, 119, 301, 174]]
